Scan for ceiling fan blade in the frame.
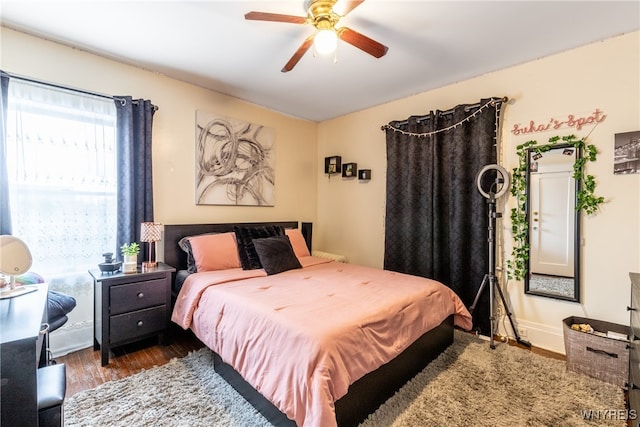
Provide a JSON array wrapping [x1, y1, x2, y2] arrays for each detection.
[[244, 11, 307, 24], [338, 27, 388, 58], [282, 36, 315, 73], [335, 0, 365, 16]]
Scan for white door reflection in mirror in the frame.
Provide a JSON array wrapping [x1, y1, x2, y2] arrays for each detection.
[[525, 144, 580, 301], [530, 171, 575, 276]]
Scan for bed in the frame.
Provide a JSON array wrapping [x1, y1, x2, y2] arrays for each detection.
[[166, 221, 472, 427]]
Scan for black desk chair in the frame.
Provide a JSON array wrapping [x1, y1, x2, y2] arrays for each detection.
[[43, 290, 76, 367], [17, 273, 77, 364], [47, 290, 77, 332]]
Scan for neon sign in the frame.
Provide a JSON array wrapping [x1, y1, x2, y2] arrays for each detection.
[[511, 109, 607, 135]]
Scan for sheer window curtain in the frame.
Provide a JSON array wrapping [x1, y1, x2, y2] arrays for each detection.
[[3, 78, 118, 356]]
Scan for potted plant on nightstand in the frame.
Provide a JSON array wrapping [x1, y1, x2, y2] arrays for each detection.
[[121, 242, 140, 274]]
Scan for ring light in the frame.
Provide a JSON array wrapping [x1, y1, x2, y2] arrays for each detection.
[[476, 164, 510, 199], [470, 164, 530, 349]]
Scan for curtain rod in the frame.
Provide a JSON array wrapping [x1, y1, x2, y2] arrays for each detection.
[[0, 70, 158, 111], [387, 96, 508, 128]]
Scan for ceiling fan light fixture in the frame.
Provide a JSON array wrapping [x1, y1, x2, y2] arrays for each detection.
[[314, 28, 338, 55], [245, 0, 387, 72]]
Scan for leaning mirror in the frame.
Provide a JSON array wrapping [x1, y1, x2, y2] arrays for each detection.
[[525, 143, 580, 302]]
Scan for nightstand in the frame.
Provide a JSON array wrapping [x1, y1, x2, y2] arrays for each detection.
[[89, 262, 175, 366]]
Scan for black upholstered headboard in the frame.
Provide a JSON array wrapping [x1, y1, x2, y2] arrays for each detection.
[[163, 221, 312, 273]]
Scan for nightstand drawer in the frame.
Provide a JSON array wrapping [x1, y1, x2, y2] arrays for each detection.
[[110, 306, 166, 344], [110, 279, 166, 315]]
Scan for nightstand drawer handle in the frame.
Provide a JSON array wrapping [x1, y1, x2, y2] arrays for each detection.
[[137, 292, 144, 298], [137, 320, 144, 327]]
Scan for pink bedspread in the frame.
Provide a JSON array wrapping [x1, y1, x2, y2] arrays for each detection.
[[172, 257, 472, 427]]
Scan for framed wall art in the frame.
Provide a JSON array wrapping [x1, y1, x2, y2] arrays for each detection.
[[195, 111, 275, 206], [614, 130, 640, 175]]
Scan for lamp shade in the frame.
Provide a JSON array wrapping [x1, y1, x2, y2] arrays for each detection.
[[314, 29, 337, 55], [140, 222, 162, 242], [0, 235, 32, 276]]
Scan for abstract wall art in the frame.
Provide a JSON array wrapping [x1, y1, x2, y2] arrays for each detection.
[[195, 111, 275, 206]]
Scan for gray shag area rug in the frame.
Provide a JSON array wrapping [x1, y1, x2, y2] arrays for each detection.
[[64, 331, 625, 426]]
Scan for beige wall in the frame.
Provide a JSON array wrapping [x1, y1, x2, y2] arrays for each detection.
[[0, 27, 319, 232], [318, 31, 640, 353], [3, 26, 639, 354]]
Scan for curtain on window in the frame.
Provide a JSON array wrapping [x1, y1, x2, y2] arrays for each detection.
[[115, 96, 156, 261], [0, 75, 11, 235], [3, 78, 118, 355], [1, 76, 157, 356], [383, 98, 504, 335]]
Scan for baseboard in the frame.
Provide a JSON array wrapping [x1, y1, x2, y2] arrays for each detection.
[[496, 318, 566, 355], [49, 326, 93, 358]]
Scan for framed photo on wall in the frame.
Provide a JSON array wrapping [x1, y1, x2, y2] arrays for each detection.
[[195, 111, 275, 206], [614, 130, 640, 175]]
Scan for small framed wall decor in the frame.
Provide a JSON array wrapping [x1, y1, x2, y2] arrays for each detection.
[[325, 156, 342, 175], [342, 163, 357, 178], [614, 130, 640, 174], [358, 169, 371, 180]]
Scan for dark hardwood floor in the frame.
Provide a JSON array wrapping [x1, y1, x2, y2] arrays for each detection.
[[58, 325, 564, 399], [57, 324, 204, 398], [508, 337, 566, 361]]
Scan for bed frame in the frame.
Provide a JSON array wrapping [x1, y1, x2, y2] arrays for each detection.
[[164, 221, 454, 427]]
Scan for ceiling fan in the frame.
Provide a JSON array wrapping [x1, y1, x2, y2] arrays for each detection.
[[245, 0, 388, 72]]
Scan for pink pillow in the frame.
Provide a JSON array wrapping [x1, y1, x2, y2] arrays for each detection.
[[188, 232, 241, 272], [285, 228, 311, 258]]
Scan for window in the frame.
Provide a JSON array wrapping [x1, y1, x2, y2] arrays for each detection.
[[5, 79, 118, 275], [5, 79, 118, 355]]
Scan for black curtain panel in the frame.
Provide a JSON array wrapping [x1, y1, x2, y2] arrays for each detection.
[[0, 74, 11, 235], [115, 97, 156, 260], [383, 98, 504, 335]]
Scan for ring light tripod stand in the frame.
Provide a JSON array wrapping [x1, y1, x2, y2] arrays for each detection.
[[469, 164, 531, 349]]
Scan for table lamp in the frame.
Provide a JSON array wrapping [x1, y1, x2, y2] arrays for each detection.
[[140, 222, 162, 269]]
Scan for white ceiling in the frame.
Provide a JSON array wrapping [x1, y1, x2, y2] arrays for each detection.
[[1, 1, 639, 122]]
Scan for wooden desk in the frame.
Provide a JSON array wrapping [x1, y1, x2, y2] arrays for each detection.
[[0, 283, 48, 426]]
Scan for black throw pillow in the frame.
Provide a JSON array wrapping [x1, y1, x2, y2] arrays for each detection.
[[234, 225, 285, 270], [252, 235, 302, 275]]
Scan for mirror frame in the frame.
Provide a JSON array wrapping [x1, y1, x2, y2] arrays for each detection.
[[524, 143, 581, 302]]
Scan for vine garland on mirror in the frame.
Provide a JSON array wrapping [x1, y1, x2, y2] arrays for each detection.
[[506, 134, 605, 281]]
